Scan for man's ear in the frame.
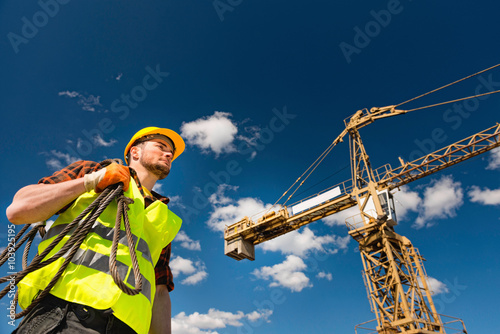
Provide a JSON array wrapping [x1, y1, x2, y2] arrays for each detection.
[[130, 145, 141, 161]]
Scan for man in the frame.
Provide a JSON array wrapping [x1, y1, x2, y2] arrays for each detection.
[[6, 127, 185, 334]]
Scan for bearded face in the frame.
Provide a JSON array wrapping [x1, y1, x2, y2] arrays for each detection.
[[138, 141, 173, 180]]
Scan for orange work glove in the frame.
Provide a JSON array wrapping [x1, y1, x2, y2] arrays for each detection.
[[83, 164, 131, 193]]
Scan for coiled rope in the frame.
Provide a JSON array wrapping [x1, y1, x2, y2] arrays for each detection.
[[0, 160, 143, 319]]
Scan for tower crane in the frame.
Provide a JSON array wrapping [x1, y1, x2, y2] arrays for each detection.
[[223, 66, 500, 333]]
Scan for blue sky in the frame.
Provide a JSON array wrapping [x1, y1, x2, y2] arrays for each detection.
[[1, 1, 500, 333]]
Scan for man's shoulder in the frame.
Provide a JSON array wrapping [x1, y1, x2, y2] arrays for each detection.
[[68, 160, 102, 171]]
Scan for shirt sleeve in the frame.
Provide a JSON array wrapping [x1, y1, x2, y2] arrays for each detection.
[[38, 160, 102, 214], [38, 160, 102, 184], [155, 243, 175, 291]]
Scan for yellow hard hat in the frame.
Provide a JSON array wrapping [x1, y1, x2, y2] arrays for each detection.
[[124, 127, 185, 164]]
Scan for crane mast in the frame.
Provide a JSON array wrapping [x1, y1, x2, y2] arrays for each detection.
[[347, 114, 440, 333], [224, 105, 499, 333]]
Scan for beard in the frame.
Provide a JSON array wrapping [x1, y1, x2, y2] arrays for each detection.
[[139, 153, 170, 180]]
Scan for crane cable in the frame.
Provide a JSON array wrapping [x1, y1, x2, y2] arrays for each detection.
[[271, 129, 347, 209], [294, 164, 350, 199], [0, 160, 143, 319], [394, 63, 500, 108], [274, 63, 500, 207], [405, 89, 500, 112]]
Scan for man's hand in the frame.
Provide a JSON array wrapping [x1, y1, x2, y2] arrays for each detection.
[[83, 164, 131, 193]]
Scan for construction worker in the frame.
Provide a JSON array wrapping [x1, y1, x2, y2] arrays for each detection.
[[6, 127, 185, 334]]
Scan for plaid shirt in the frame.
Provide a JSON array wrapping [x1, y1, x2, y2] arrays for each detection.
[[39, 160, 175, 292]]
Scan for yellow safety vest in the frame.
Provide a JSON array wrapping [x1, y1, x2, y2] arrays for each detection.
[[18, 179, 182, 334]]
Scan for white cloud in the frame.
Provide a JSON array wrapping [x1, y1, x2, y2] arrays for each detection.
[[51, 150, 78, 165], [58, 90, 79, 98], [419, 276, 449, 296], [392, 186, 421, 219], [469, 186, 500, 205], [170, 256, 208, 285], [322, 206, 359, 227], [180, 112, 265, 159], [414, 176, 463, 229], [46, 158, 64, 171], [78, 94, 101, 112], [334, 234, 351, 249], [75, 135, 116, 151], [206, 185, 272, 232], [167, 195, 187, 210], [208, 184, 239, 206], [237, 125, 263, 161], [252, 255, 312, 292], [58, 90, 103, 112], [175, 230, 201, 251], [182, 270, 208, 285], [152, 182, 164, 193], [208, 197, 268, 232], [181, 112, 238, 155], [260, 227, 349, 257], [93, 134, 117, 147], [170, 256, 197, 276], [44, 150, 79, 171], [172, 308, 272, 334], [486, 147, 500, 170], [77, 139, 87, 152], [316, 271, 333, 281]]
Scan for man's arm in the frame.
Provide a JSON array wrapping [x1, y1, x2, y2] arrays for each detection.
[[6, 179, 86, 225], [149, 284, 172, 334], [6, 162, 130, 225]]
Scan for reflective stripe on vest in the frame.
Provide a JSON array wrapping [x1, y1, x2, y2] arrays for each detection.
[[18, 179, 182, 334], [45, 220, 154, 268], [71, 245, 153, 302]]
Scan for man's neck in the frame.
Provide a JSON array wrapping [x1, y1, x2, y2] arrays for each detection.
[[129, 163, 158, 192]]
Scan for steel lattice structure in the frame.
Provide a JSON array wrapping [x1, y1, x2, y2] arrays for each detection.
[[224, 104, 499, 333]]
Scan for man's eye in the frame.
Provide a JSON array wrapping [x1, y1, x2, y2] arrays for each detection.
[[156, 144, 172, 154]]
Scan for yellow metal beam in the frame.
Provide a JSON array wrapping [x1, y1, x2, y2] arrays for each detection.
[[225, 122, 499, 248]]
